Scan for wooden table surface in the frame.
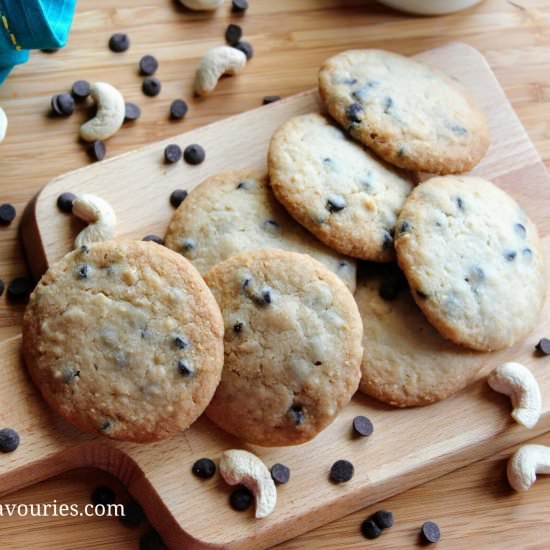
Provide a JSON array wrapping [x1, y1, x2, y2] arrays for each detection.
[[1, 0, 550, 548]]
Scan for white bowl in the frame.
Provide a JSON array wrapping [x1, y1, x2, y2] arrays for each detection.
[[377, 0, 483, 15]]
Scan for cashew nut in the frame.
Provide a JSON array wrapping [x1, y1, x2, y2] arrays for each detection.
[[179, 0, 224, 10], [507, 444, 550, 491], [0, 106, 7, 142], [194, 46, 247, 97], [80, 82, 125, 142], [219, 450, 277, 519], [72, 194, 117, 248], [488, 362, 542, 429]]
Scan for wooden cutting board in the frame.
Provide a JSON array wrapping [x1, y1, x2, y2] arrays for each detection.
[[4, 43, 549, 549]]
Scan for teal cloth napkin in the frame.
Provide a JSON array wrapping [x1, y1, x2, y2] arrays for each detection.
[[0, 0, 77, 85]]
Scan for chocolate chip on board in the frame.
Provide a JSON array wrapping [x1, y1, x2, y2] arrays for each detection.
[[263, 95, 281, 105], [0, 203, 16, 225], [139, 54, 159, 76], [234, 41, 253, 60], [57, 192, 77, 213], [421, 521, 441, 544], [91, 486, 116, 506], [232, 0, 249, 12], [124, 102, 141, 122], [535, 338, 550, 356], [352, 415, 374, 437], [170, 189, 188, 208], [51, 93, 75, 116], [142, 235, 164, 245], [120, 500, 145, 528], [329, 459, 354, 483], [7, 277, 33, 300], [142, 77, 162, 97], [270, 463, 290, 485], [0, 279, 4, 296], [88, 140, 107, 162], [71, 80, 91, 101], [225, 24, 243, 46], [372, 510, 394, 530], [0, 428, 20, 453], [170, 99, 188, 120], [109, 33, 130, 53], [192, 458, 217, 479], [164, 144, 182, 164], [183, 144, 206, 165], [229, 486, 253, 511], [361, 518, 382, 540]]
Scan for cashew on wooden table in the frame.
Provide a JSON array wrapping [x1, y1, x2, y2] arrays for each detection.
[[72, 194, 117, 248], [507, 444, 550, 491], [488, 362, 542, 429], [0, 106, 7, 142], [179, 0, 224, 9], [194, 46, 247, 96], [219, 449, 277, 518], [80, 82, 125, 142]]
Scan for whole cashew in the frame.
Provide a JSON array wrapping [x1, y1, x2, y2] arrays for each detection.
[[179, 0, 224, 10], [488, 362, 542, 429], [194, 46, 247, 97], [507, 444, 550, 491], [73, 194, 117, 248], [80, 82, 125, 142], [0, 106, 7, 142], [219, 449, 277, 519]]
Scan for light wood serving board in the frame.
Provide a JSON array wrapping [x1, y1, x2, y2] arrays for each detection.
[[5, 43, 550, 549]]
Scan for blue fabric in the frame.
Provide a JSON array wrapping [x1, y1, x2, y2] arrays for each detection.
[[0, 0, 77, 85]]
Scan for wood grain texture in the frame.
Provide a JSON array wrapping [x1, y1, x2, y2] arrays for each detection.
[[1, 0, 550, 548]]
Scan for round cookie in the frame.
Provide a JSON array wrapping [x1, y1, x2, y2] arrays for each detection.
[[356, 263, 485, 407], [164, 169, 357, 291], [23, 240, 224, 443], [319, 49, 490, 174], [268, 113, 414, 261], [395, 176, 546, 351], [204, 249, 363, 446]]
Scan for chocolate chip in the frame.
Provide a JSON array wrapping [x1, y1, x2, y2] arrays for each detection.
[[0, 203, 16, 225], [225, 24, 243, 46], [51, 93, 75, 116], [536, 338, 550, 356], [192, 458, 216, 479], [252, 287, 272, 306], [62, 367, 80, 383], [523, 247, 533, 259], [230, 486, 253, 511], [88, 140, 106, 162], [465, 266, 484, 285], [164, 144, 182, 164], [514, 223, 527, 238], [345, 102, 364, 123], [91, 486, 116, 506], [140, 529, 167, 550], [143, 234, 164, 245], [504, 250, 517, 261], [71, 80, 91, 101], [416, 290, 428, 300], [236, 180, 254, 190], [170, 99, 188, 120], [398, 147, 406, 157], [234, 41, 253, 60], [233, 322, 243, 333], [7, 277, 33, 300], [57, 192, 76, 214], [120, 500, 145, 528], [80, 244, 91, 254], [361, 518, 382, 540], [450, 124, 468, 136], [100, 420, 112, 432], [232, 0, 249, 13], [289, 404, 304, 425], [382, 230, 393, 250], [109, 33, 130, 53], [263, 219, 279, 233], [124, 102, 141, 122], [421, 521, 441, 544], [181, 239, 196, 252], [76, 264, 90, 279], [174, 335, 189, 349], [329, 459, 354, 483], [170, 189, 188, 208], [353, 415, 373, 437], [0, 428, 20, 453], [270, 463, 290, 485], [326, 195, 347, 213], [456, 197, 464, 210], [139, 54, 159, 76], [372, 510, 394, 529], [263, 95, 281, 105], [383, 96, 393, 113], [178, 360, 194, 377], [183, 144, 206, 165], [142, 76, 161, 97], [0, 279, 4, 296], [398, 220, 411, 234], [314, 360, 323, 366]]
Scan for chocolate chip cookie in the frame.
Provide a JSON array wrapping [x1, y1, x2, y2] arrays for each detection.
[[204, 249, 363, 446], [23, 240, 224, 442]]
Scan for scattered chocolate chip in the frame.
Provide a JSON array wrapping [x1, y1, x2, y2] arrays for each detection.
[[465, 266, 485, 284], [345, 102, 364, 123], [181, 238, 196, 252], [109, 33, 130, 53], [383, 96, 393, 113], [263, 95, 281, 105], [143, 234, 164, 245], [88, 140, 106, 162], [398, 147, 406, 157], [421, 521, 441, 544], [91, 486, 116, 506], [0, 203, 16, 225], [71, 80, 91, 101], [174, 335, 188, 349], [62, 367, 80, 383], [170, 99, 188, 120], [120, 500, 145, 528], [372, 510, 394, 529], [232, 0, 249, 12], [100, 420, 112, 432], [251, 287, 272, 306], [140, 529, 168, 550], [230, 486, 253, 511], [514, 223, 527, 238], [225, 24, 243, 46], [456, 197, 464, 210], [184, 144, 205, 165], [170, 189, 188, 208], [536, 338, 550, 356], [0, 279, 4, 296], [329, 460, 354, 483], [234, 41, 253, 60], [326, 195, 347, 213], [80, 244, 90, 254], [41, 48, 59, 54], [76, 264, 90, 279], [263, 219, 279, 233], [382, 230, 393, 250], [164, 144, 182, 164], [142, 76, 162, 97], [57, 192, 77, 214], [124, 102, 141, 122], [270, 463, 290, 485], [192, 458, 216, 479], [236, 180, 254, 190], [178, 360, 194, 377], [353, 416, 373, 437], [7, 277, 33, 300], [139, 54, 159, 76], [51, 93, 75, 116], [289, 404, 305, 425], [523, 247, 533, 258], [233, 322, 243, 333], [361, 518, 382, 540], [0, 428, 20, 453], [314, 360, 323, 366]]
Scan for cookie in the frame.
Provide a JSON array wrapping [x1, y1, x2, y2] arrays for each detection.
[[319, 49, 490, 174], [268, 113, 414, 261], [164, 169, 357, 291], [395, 176, 546, 351], [204, 249, 363, 446], [356, 263, 485, 407], [22, 240, 224, 443]]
